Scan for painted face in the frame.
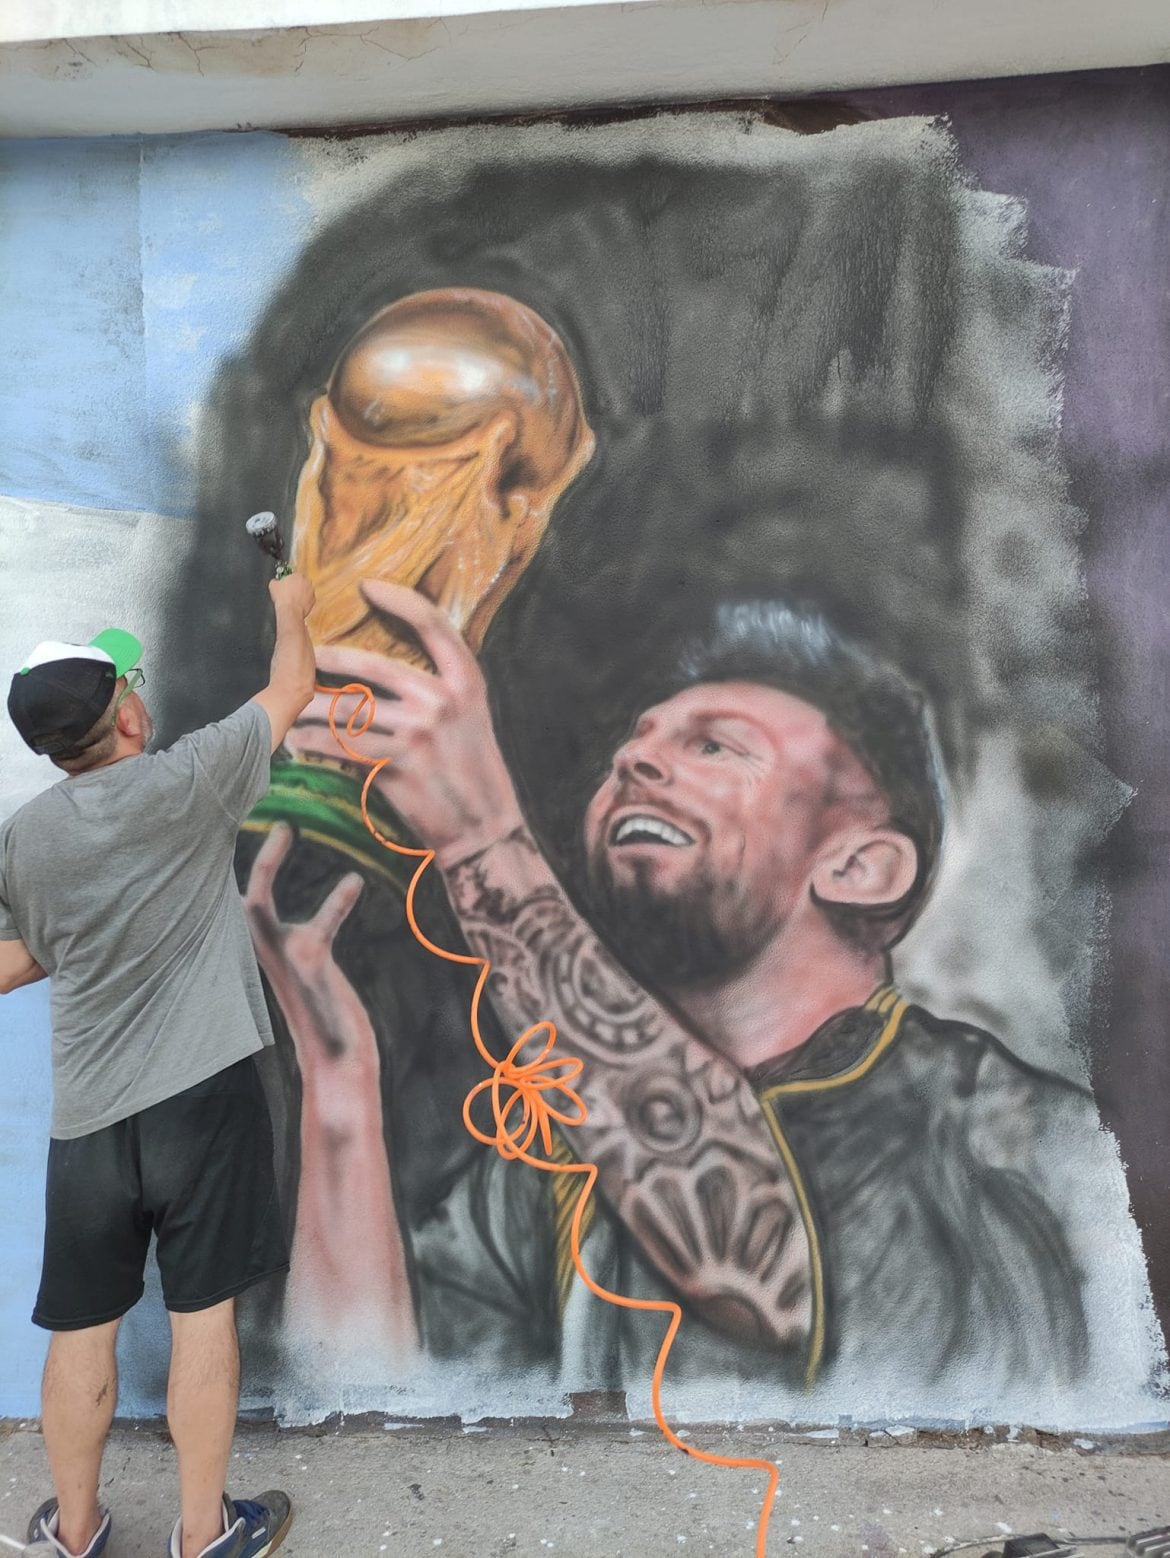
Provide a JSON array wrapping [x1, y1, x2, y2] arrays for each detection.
[[583, 681, 881, 990]]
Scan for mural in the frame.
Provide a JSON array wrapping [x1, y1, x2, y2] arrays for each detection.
[[2, 75, 1169, 1430]]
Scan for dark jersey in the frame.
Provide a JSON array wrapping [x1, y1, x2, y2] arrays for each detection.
[[749, 986, 1090, 1389], [413, 987, 1101, 1397]]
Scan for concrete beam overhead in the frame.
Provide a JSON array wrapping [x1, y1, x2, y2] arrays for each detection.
[[0, 0, 643, 45], [1, 0, 1168, 137]]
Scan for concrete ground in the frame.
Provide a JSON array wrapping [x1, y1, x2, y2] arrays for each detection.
[[2, 1419, 1168, 1558]]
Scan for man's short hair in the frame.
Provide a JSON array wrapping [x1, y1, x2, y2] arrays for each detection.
[[51, 696, 120, 772], [661, 600, 945, 952]]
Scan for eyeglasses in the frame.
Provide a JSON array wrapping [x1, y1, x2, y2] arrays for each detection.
[[112, 667, 145, 713]]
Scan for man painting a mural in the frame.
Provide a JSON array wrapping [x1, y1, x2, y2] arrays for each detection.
[[0, 578, 317, 1558], [2, 19, 1170, 1548]]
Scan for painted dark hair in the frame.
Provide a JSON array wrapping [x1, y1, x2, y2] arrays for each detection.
[[664, 600, 945, 952]]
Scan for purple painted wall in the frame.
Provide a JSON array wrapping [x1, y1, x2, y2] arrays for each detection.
[[852, 65, 1170, 1350]]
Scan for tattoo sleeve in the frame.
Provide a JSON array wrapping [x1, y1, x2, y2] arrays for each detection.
[[441, 828, 812, 1352]]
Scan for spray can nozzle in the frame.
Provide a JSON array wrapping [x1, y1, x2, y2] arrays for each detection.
[[245, 512, 292, 578]]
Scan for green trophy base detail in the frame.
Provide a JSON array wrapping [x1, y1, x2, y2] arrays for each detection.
[[243, 756, 417, 890]]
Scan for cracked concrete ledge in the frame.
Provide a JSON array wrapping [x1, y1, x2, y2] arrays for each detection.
[[2, 1, 1169, 139], [2, 0, 655, 47], [4, 22, 473, 76]]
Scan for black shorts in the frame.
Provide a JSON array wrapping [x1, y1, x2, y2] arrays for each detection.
[[34, 1056, 289, 1331]]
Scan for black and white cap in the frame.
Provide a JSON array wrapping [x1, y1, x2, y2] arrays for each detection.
[[7, 630, 142, 757]]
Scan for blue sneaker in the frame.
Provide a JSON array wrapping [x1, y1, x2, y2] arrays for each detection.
[[25, 1500, 111, 1558], [167, 1492, 293, 1558]]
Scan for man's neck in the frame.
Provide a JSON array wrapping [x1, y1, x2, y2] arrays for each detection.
[[65, 743, 141, 778], [669, 915, 885, 1074]]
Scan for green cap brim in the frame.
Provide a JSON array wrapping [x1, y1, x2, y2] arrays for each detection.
[[89, 628, 142, 677]]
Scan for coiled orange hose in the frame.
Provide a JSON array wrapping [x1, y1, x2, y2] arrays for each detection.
[[321, 680, 780, 1557]]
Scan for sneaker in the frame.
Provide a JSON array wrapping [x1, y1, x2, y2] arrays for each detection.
[[167, 1492, 293, 1558], [25, 1500, 111, 1558]]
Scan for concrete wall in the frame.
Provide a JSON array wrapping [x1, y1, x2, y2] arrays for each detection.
[[2, 68, 1169, 1431], [2, 0, 639, 44], [4, 1, 1169, 135]]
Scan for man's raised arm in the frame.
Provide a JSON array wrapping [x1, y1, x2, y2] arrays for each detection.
[[289, 581, 813, 1353], [252, 575, 318, 754]]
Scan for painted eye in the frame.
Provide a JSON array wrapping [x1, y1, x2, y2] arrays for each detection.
[[699, 739, 723, 756]]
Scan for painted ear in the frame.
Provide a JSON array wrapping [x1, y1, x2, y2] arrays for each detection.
[[811, 829, 920, 910]]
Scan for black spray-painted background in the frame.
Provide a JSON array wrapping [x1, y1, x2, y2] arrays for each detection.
[[133, 72, 1170, 1412]]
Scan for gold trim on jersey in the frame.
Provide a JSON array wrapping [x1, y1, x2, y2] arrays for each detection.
[[757, 983, 909, 1387], [757, 984, 908, 1105], [550, 1130, 598, 1315], [549, 983, 911, 1386]]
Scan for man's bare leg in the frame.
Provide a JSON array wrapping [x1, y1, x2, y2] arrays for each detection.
[[168, 1299, 239, 1558], [41, 1319, 119, 1554]]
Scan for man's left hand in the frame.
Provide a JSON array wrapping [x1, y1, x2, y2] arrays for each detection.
[[287, 580, 525, 869]]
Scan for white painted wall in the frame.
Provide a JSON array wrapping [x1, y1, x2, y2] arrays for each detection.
[[2, 0, 1168, 137]]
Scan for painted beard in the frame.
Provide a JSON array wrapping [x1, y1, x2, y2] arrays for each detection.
[[584, 846, 778, 995]]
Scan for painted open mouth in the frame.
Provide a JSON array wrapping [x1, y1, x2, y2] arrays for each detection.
[[610, 814, 696, 848]]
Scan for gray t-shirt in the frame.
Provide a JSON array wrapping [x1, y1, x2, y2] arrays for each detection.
[[0, 702, 275, 1139]]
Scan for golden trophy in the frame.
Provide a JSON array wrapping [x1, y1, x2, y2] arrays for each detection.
[[244, 288, 595, 879]]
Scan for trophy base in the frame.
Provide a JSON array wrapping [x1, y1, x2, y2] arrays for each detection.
[[242, 756, 416, 888]]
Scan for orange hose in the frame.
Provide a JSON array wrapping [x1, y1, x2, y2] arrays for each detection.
[[321, 680, 780, 1557]]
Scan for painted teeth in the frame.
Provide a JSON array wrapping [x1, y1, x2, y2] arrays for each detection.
[[614, 815, 693, 847]]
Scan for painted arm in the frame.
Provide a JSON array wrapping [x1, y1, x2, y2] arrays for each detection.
[[243, 824, 418, 1358], [0, 938, 47, 995], [440, 825, 813, 1348], [288, 581, 813, 1351]]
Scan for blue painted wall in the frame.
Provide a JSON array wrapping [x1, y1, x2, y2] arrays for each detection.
[[0, 132, 308, 519], [0, 131, 311, 1416]]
